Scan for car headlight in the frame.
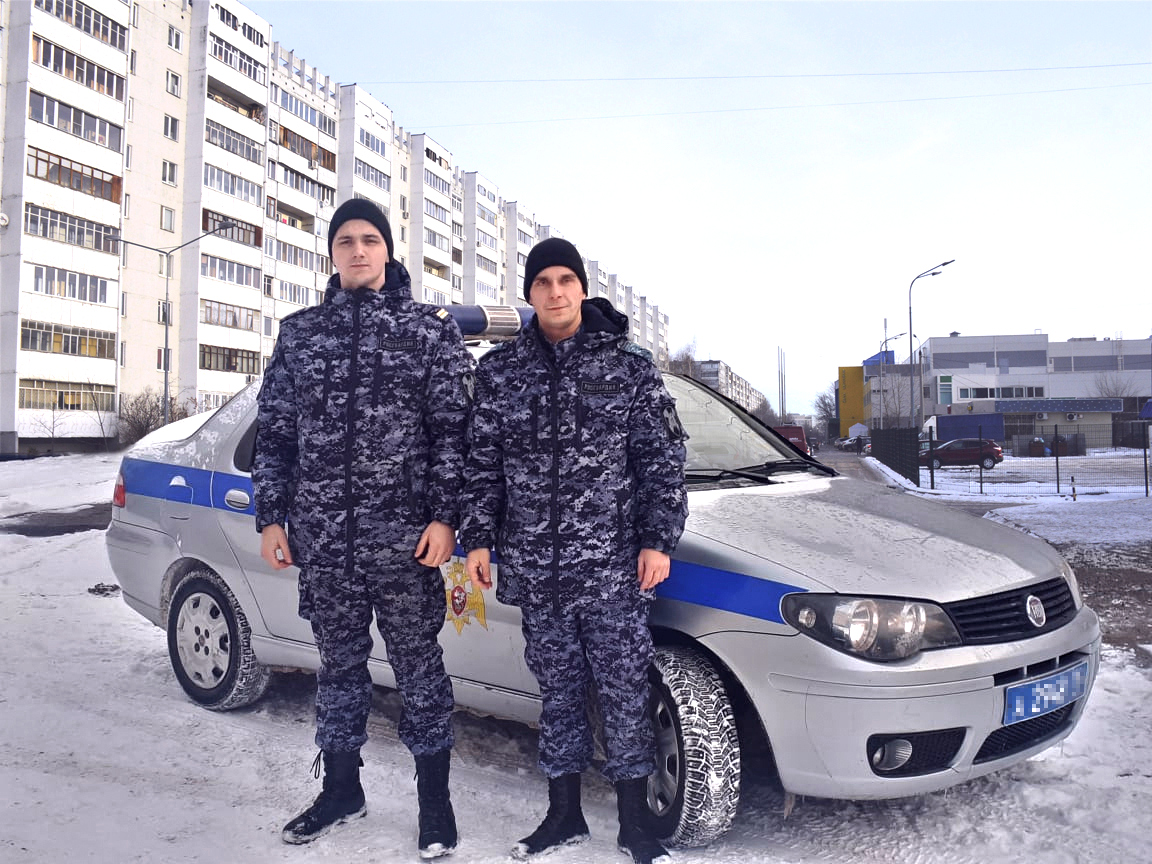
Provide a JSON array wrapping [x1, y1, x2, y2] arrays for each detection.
[[1059, 558, 1083, 607], [781, 594, 962, 661]]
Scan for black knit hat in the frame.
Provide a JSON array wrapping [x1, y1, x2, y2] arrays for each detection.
[[328, 198, 394, 260], [523, 238, 588, 300]]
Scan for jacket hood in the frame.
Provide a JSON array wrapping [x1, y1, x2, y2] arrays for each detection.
[[323, 260, 412, 306]]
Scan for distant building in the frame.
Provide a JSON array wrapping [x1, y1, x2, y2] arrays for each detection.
[[696, 360, 767, 414]]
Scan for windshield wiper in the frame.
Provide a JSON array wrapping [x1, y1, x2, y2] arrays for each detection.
[[684, 468, 777, 484], [735, 459, 836, 477]]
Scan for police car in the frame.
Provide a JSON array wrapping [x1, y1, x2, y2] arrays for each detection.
[[105, 306, 1099, 848]]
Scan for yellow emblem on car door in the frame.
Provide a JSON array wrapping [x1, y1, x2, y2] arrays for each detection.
[[441, 560, 488, 634]]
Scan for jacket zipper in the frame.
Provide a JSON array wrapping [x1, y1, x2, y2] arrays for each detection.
[[549, 367, 562, 614], [344, 295, 361, 575]]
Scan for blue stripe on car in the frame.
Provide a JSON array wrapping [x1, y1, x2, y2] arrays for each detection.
[[120, 457, 800, 622]]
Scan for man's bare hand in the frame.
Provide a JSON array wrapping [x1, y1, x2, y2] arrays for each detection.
[[415, 520, 456, 567], [637, 548, 671, 591], [465, 548, 493, 590], [260, 524, 293, 570]]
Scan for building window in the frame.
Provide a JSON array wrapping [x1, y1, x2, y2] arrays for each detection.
[[202, 210, 261, 248], [32, 264, 113, 304], [127, 97, 133, 121], [26, 147, 121, 203], [477, 229, 497, 250], [162, 160, 178, 185], [424, 228, 450, 252], [164, 115, 179, 141], [27, 91, 124, 153], [400, 165, 407, 182], [199, 344, 260, 374], [18, 379, 115, 412], [157, 348, 170, 371], [209, 34, 266, 84], [168, 25, 182, 51], [203, 163, 262, 204], [166, 70, 181, 97], [424, 198, 449, 224], [31, 36, 126, 101], [121, 293, 127, 316], [205, 119, 265, 166], [424, 169, 451, 196], [157, 300, 171, 324], [477, 203, 497, 226], [158, 253, 171, 277], [130, 50, 136, 74], [263, 274, 273, 297], [200, 300, 258, 331], [263, 316, 273, 336], [20, 319, 116, 359], [120, 342, 126, 367], [123, 194, 130, 218], [476, 254, 498, 275], [399, 225, 407, 242], [34, 0, 128, 51], [160, 206, 175, 232], [354, 158, 390, 191], [23, 203, 119, 253], [201, 253, 260, 288]]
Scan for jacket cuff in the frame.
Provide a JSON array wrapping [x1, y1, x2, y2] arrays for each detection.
[[638, 533, 677, 555]]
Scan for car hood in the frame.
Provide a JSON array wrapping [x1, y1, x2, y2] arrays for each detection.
[[683, 475, 1066, 603]]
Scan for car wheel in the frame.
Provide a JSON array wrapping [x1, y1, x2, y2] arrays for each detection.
[[982, 456, 996, 470], [646, 646, 740, 848], [931, 458, 942, 470], [167, 569, 270, 711]]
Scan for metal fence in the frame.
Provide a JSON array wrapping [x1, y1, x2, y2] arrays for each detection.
[[871, 428, 920, 487], [871, 422, 1152, 496]]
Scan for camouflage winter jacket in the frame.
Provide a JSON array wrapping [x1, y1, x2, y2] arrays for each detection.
[[459, 298, 688, 608], [253, 261, 473, 572]]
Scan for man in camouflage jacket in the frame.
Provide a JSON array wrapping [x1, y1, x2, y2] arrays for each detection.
[[254, 199, 470, 858], [461, 238, 687, 864]]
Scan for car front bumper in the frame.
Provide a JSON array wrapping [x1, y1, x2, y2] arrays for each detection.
[[701, 604, 1101, 799]]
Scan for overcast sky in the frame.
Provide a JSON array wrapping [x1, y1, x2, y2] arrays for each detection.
[[247, 1, 1151, 414]]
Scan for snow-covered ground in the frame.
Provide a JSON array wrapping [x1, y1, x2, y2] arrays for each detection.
[[3, 454, 1151, 864]]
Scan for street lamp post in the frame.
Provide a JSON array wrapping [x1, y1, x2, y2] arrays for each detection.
[[909, 260, 955, 430], [119, 222, 235, 425], [878, 331, 906, 430]]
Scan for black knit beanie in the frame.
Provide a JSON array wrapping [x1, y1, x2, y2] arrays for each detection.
[[328, 198, 394, 260], [523, 238, 588, 300]]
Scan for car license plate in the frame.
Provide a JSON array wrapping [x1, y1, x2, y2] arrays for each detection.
[[1002, 660, 1090, 726]]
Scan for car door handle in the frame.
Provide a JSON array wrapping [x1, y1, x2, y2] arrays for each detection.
[[224, 489, 251, 510]]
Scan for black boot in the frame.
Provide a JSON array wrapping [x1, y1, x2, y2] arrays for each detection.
[[415, 749, 457, 859], [513, 773, 591, 859], [615, 777, 670, 864], [281, 750, 367, 844]]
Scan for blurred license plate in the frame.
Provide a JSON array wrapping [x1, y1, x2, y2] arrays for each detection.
[[1003, 661, 1089, 726]]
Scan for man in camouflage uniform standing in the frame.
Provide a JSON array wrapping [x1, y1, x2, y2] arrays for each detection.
[[460, 238, 688, 864], [254, 199, 471, 858]]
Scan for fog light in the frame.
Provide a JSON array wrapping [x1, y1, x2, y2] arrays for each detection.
[[871, 738, 914, 772]]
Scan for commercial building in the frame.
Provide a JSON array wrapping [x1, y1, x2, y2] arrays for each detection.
[[0, 0, 672, 452]]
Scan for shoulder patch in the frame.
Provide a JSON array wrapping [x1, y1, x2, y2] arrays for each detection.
[[618, 341, 653, 362], [435, 307, 449, 320]]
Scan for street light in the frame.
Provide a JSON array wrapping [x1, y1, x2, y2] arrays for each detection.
[[909, 260, 955, 430], [878, 331, 906, 430], [118, 221, 236, 425]]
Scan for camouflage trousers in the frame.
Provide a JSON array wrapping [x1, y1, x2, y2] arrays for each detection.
[[521, 596, 655, 782], [302, 562, 453, 756]]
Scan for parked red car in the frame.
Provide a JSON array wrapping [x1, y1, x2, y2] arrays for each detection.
[[919, 438, 1004, 470]]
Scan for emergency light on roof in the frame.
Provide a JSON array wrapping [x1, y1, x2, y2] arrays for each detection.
[[447, 305, 535, 341]]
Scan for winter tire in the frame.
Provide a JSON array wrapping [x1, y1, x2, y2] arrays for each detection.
[[981, 456, 996, 470], [167, 569, 270, 710], [646, 646, 740, 848], [931, 458, 942, 470]]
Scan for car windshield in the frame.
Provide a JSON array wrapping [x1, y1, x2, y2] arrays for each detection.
[[663, 374, 794, 471]]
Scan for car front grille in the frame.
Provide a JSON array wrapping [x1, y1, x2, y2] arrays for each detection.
[[944, 577, 1076, 644], [973, 703, 1075, 763]]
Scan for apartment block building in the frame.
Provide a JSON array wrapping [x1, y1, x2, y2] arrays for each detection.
[[696, 360, 767, 414], [0, 0, 674, 453]]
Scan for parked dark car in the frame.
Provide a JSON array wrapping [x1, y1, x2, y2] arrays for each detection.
[[920, 438, 1004, 470]]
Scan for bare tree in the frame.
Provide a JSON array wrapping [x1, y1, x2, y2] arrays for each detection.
[[1091, 371, 1139, 399], [82, 381, 116, 451], [814, 382, 838, 428], [118, 388, 192, 446], [750, 398, 780, 428], [667, 339, 699, 379]]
